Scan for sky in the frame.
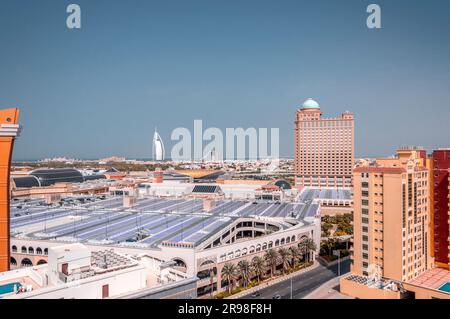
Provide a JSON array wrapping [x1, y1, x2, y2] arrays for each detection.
[[1, 0, 449, 160]]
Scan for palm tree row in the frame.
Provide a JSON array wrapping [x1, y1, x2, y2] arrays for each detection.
[[220, 239, 317, 294]]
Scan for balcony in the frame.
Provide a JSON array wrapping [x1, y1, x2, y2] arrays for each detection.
[[197, 276, 217, 287]]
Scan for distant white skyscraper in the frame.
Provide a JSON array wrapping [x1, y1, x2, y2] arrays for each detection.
[[153, 129, 165, 161]]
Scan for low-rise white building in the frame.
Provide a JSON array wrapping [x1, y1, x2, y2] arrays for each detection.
[[8, 184, 324, 297], [0, 244, 196, 299]]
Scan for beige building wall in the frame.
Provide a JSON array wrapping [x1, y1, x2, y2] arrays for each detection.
[[383, 173, 404, 281], [403, 282, 450, 299], [340, 277, 402, 299]]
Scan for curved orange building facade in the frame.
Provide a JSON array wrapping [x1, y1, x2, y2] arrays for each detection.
[[0, 109, 20, 272]]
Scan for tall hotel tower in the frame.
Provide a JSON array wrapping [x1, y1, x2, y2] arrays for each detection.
[[294, 98, 354, 188]]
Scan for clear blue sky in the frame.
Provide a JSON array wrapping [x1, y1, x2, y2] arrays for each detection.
[[1, 0, 449, 160]]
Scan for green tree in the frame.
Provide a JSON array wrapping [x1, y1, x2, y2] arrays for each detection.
[[251, 256, 266, 283], [221, 263, 238, 294], [264, 249, 279, 278], [299, 238, 317, 262], [278, 248, 291, 274], [237, 260, 252, 288], [326, 238, 337, 257], [289, 246, 302, 268]]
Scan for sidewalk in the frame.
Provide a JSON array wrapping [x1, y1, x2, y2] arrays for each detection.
[[303, 275, 353, 299], [226, 261, 320, 299]]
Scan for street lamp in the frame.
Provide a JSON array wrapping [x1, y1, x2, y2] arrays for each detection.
[[333, 250, 341, 276]]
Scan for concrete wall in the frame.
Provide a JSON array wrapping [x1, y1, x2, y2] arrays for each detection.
[[121, 277, 198, 299], [12, 266, 147, 299], [340, 277, 402, 299], [403, 282, 450, 299]]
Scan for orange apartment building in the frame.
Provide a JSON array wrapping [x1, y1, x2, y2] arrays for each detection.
[[339, 147, 450, 299], [0, 108, 20, 273], [294, 98, 354, 189], [351, 148, 430, 282]]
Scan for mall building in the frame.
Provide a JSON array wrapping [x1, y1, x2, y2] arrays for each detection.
[[6, 179, 325, 297]]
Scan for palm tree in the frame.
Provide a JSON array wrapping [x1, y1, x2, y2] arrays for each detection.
[[289, 246, 302, 269], [237, 260, 252, 288], [278, 248, 291, 274], [251, 256, 266, 283], [221, 263, 238, 294], [324, 238, 336, 257], [299, 238, 317, 262], [264, 249, 279, 278]]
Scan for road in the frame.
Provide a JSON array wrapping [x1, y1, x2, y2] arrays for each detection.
[[240, 259, 350, 299]]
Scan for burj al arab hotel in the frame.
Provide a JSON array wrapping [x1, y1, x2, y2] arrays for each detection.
[[152, 129, 165, 161]]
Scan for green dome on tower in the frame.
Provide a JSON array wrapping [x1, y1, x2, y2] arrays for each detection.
[[301, 98, 320, 109]]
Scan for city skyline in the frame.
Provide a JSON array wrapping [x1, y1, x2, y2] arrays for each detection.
[[1, 0, 450, 160], [1, 0, 450, 303]]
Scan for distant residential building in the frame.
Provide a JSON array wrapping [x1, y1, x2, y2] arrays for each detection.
[[294, 98, 354, 189], [98, 156, 126, 164]]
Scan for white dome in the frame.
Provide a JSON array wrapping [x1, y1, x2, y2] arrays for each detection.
[[301, 98, 320, 109]]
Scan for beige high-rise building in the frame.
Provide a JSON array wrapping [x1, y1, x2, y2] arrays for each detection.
[[294, 98, 354, 189], [351, 147, 430, 282]]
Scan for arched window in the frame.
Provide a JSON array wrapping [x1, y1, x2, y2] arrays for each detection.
[[21, 246, 27, 254], [11, 245, 17, 253], [21, 258, 33, 267], [286, 237, 291, 244], [268, 241, 273, 249], [37, 260, 47, 265], [249, 246, 255, 254], [291, 235, 296, 242], [242, 248, 248, 256], [36, 247, 42, 255], [262, 243, 267, 250], [44, 248, 48, 255], [281, 238, 285, 245], [10, 257, 17, 266], [256, 244, 261, 252], [275, 240, 280, 247], [28, 247, 34, 254], [172, 258, 187, 272], [200, 260, 215, 268]]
